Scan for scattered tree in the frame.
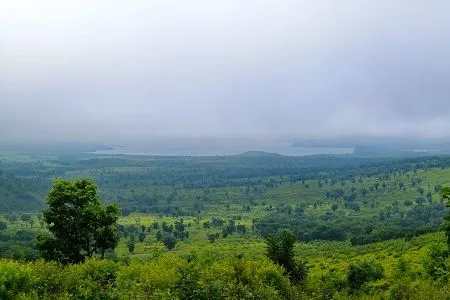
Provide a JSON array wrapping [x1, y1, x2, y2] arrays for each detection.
[[331, 203, 338, 211], [138, 232, 146, 242], [162, 235, 177, 250], [127, 238, 136, 253]]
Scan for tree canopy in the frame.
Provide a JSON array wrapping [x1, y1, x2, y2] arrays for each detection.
[[37, 179, 120, 264]]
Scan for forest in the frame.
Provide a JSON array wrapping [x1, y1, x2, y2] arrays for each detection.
[[1, 151, 450, 299]]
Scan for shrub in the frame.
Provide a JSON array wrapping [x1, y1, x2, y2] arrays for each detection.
[[116, 254, 184, 299], [29, 260, 66, 298], [64, 259, 120, 299], [422, 245, 449, 282], [347, 260, 384, 292], [0, 260, 32, 299]]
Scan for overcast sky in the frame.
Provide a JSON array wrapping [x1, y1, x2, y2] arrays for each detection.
[[1, 0, 450, 143]]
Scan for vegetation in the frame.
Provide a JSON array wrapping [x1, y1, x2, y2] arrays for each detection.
[[36, 179, 120, 263], [266, 230, 308, 282], [1, 152, 450, 298], [441, 186, 450, 250]]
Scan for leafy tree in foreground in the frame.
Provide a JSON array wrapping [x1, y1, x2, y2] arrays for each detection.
[[266, 229, 308, 282], [37, 179, 120, 264]]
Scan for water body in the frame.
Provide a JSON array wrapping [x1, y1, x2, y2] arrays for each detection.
[[93, 140, 354, 156]]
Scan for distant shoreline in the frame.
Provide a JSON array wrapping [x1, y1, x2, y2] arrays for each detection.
[[92, 144, 355, 157]]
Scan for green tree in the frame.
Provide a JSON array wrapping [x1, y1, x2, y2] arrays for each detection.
[[127, 236, 136, 253], [152, 221, 159, 229], [162, 235, 177, 250], [0, 221, 7, 230], [266, 230, 308, 282], [21, 213, 31, 223], [207, 233, 220, 243], [36, 179, 120, 264], [138, 232, 146, 242]]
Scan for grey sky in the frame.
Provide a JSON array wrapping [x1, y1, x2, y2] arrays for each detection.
[[1, 0, 450, 143]]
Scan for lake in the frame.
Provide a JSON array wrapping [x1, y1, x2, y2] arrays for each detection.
[[92, 139, 354, 156]]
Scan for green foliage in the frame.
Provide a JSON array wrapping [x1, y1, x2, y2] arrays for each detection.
[[64, 258, 119, 299], [20, 213, 31, 222], [422, 245, 449, 282], [4, 152, 450, 297], [37, 179, 120, 263], [0, 259, 32, 299], [441, 186, 450, 249], [266, 230, 308, 282], [0, 221, 7, 230], [162, 234, 177, 250], [346, 260, 384, 292], [393, 257, 411, 279], [127, 238, 136, 253], [313, 271, 346, 300], [207, 233, 220, 243], [0, 232, 450, 298], [0, 254, 305, 299], [138, 232, 146, 242]]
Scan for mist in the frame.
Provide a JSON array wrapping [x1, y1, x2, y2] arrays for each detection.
[[1, 1, 450, 144]]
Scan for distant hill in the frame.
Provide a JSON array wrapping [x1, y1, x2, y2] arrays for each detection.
[[294, 136, 450, 156], [236, 151, 283, 157]]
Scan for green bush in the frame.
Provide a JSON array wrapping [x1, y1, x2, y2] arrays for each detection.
[[29, 260, 66, 298], [0, 260, 32, 299], [64, 258, 119, 299], [347, 260, 384, 292], [422, 245, 449, 282], [116, 254, 184, 299]]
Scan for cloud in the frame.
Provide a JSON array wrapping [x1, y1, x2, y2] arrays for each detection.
[[1, 0, 450, 142]]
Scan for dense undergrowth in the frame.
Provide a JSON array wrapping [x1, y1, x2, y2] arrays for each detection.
[[2, 232, 450, 300]]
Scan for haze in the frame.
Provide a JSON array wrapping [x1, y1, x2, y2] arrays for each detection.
[[1, 0, 450, 144]]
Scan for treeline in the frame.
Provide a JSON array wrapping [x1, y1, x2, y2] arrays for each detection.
[[255, 202, 447, 244], [0, 230, 39, 260]]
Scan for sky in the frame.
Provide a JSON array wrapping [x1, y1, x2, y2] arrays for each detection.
[[1, 0, 450, 143]]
